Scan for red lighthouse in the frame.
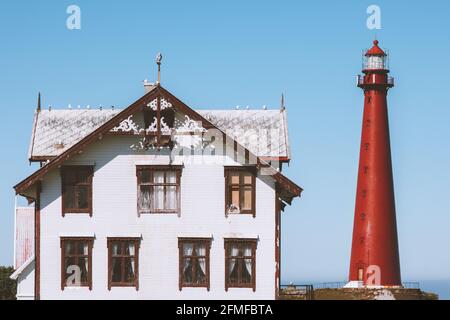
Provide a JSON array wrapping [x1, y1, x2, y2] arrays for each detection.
[[348, 40, 401, 288]]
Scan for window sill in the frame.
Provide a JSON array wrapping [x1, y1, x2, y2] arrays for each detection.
[[226, 285, 256, 292], [108, 284, 139, 290], [62, 212, 92, 216], [180, 285, 210, 290], [139, 211, 180, 215], [226, 212, 256, 218], [62, 286, 92, 291]]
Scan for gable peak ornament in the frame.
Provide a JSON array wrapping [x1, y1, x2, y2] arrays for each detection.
[[156, 53, 162, 85]]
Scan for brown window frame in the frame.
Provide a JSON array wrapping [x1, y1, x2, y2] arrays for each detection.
[[178, 238, 212, 291], [224, 238, 257, 291], [107, 237, 141, 290], [136, 165, 182, 215], [224, 167, 256, 217], [60, 237, 94, 290], [61, 166, 94, 216]]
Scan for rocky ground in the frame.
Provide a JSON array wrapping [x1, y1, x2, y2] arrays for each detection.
[[280, 287, 438, 300]]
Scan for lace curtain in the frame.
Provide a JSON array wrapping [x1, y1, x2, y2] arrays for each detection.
[[128, 242, 135, 274], [229, 245, 240, 278], [183, 243, 194, 282], [166, 171, 177, 210], [139, 170, 178, 211], [154, 172, 164, 209], [244, 246, 252, 277], [196, 244, 206, 280]]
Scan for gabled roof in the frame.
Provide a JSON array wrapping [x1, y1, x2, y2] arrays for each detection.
[[199, 110, 290, 160], [15, 85, 302, 204], [29, 109, 289, 161], [29, 109, 120, 160]]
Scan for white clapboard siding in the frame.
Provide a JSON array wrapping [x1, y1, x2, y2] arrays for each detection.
[[38, 135, 277, 300]]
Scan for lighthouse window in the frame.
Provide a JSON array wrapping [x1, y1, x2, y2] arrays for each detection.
[[365, 56, 385, 70]]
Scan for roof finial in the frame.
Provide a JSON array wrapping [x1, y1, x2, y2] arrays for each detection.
[[280, 93, 285, 111], [156, 53, 162, 85], [37, 92, 41, 112]]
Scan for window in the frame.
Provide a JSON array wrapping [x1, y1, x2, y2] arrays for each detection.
[[107, 238, 140, 290], [224, 239, 257, 291], [61, 166, 93, 216], [224, 167, 256, 216], [137, 166, 182, 214], [60, 237, 93, 290], [178, 238, 211, 291]]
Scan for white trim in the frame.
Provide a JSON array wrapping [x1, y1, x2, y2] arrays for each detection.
[[177, 233, 213, 239], [281, 108, 291, 161], [13, 196, 17, 269], [107, 233, 143, 239], [28, 110, 39, 160], [16, 294, 35, 300], [59, 233, 96, 238], [223, 233, 259, 240], [10, 255, 35, 280]]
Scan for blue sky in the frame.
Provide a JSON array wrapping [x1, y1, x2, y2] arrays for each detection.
[[1, 0, 449, 288]]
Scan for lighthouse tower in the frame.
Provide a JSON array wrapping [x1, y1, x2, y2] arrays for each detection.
[[347, 40, 401, 288]]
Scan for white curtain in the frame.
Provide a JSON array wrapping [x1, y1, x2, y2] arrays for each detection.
[[196, 245, 206, 275], [154, 172, 165, 210], [167, 171, 177, 183], [83, 243, 88, 272], [65, 241, 72, 255], [112, 243, 119, 255], [244, 246, 252, 277], [128, 242, 135, 274], [183, 243, 194, 273], [167, 172, 177, 210], [229, 245, 239, 275], [140, 186, 151, 210], [111, 243, 119, 281]]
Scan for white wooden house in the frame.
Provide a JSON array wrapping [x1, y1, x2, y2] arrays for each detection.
[[12, 79, 302, 300]]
